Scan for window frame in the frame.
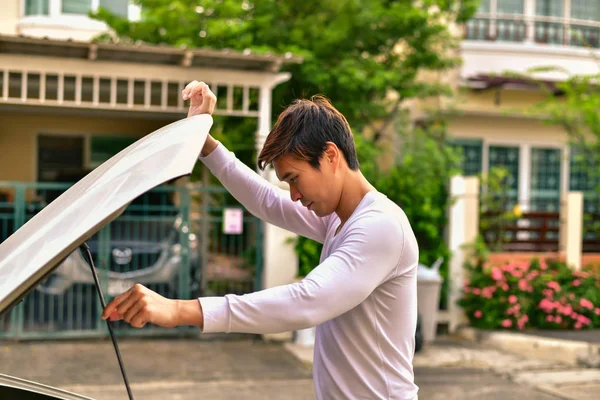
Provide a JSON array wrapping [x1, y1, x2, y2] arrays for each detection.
[[22, 0, 131, 19]]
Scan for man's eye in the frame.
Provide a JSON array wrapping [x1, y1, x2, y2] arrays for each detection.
[[290, 177, 298, 183]]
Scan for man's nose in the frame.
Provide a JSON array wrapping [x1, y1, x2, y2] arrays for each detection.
[[290, 185, 302, 202]]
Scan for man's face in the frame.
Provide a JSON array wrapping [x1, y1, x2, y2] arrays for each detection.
[[273, 152, 341, 217]]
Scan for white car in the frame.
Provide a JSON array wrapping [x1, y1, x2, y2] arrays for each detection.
[[0, 115, 212, 399]]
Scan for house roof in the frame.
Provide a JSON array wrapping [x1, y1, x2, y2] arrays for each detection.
[[0, 34, 303, 72]]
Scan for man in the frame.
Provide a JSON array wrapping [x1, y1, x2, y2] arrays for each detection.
[[102, 81, 420, 400]]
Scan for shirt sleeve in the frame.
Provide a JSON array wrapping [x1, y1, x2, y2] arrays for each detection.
[[200, 216, 415, 334], [199, 142, 329, 243]]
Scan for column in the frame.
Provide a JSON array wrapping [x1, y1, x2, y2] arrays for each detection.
[[524, 0, 536, 44], [447, 176, 480, 333], [559, 191, 583, 270]]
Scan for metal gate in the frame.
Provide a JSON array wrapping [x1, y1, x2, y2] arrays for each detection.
[[0, 182, 262, 340]]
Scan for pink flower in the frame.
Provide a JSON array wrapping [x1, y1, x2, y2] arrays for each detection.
[[509, 295, 518, 304], [569, 294, 576, 301], [527, 271, 539, 281], [517, 315, 529, 330], [559, 304, 573, 316], [474, 310, 483, 319], [539, 299, 555, 312], [555, 316, 562, 324], [507, 304, 521, 316], [595, 308, 600, 316], [580, 298, 594, 310], [547, 281, 561, 292], [501, 283, 509, 291], [481, 287, 496, 299], [546, 315, 554, 322], [518, 279, 529, 291], [577, 315, 591, 325], [464, 280, 471, 287], [570, 312, 579, 319], [472, 288, 481, 295], [572, 279, 581, 287], [513, 270, 524, 278], [573, 270, 590, 279], [540, 261, 548, 270], [491, 267, 503, 281], [543, 289, 554, 299], [575, 322, 583, 329], [501, 319, 513, 328]]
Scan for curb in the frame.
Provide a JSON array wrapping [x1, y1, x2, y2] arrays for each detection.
[[456, 327, 600, 367]]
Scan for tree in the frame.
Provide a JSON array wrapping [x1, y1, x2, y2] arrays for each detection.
[[93, 0, 478, 136], [93, 1, 478, 296]]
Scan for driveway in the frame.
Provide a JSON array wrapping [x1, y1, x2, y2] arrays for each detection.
[[0, 335, 574, 399]]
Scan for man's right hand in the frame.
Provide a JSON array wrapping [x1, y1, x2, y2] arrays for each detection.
[[183, 80, 216, 117], [182, 80, 219, 156]]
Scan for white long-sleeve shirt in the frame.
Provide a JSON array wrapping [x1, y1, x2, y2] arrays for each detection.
[[198, 143, 420, 400]]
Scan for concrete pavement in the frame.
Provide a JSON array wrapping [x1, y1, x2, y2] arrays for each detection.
[[2, 335, 596, 399], [287, 336, 600, 399]]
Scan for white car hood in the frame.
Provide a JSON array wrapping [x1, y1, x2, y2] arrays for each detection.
[[0, 115, 212, 314]]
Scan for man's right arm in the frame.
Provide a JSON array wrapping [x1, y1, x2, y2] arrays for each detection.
[[200, 134, 219, 157], [199, 139, 328, 243], [184, 80, 329, 243]]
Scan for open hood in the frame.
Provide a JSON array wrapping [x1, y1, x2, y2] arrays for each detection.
[[0, 115, 212, 315]]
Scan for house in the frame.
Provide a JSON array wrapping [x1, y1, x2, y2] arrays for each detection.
[[449, 0, 599, 215], [0, 0, 302, 339], [431, 0, 600, 332]]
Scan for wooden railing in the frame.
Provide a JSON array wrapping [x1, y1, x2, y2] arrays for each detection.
[[481, 210, 560, 252]]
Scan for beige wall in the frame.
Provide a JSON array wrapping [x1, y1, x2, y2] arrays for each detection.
[[0, 111, 173, 182], [0, 0, 20, 35], [447, 114, 568, 145]]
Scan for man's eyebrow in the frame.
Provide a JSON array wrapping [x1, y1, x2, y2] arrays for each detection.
[[280, 172, 293, 182]]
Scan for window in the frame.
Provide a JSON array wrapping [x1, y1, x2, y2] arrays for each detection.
[[530, 148, 561, 211], [536, 0, 563, 17], [24, 0, 130, 18], [450, 139, 483, 177], [62, 0, 91, 15], [572, 0, 600, 22], [25, 0, 49, 16], [569, 146, 600, 213], [478, 0, 491, 13], [99, 0, 128, 18], [497, 0, 524, 14], [488, 145, 520, 206], [90, 136, 138, 168]]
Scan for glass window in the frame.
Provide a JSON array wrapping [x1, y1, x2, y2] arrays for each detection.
[[100, 0, 128, 18], [25, 0, 49, 16], [536, 0, 563, 17], [450, 139, 483, 177], [488, 145, 520, 205], [530, 148, 561, 211], [497, 0, 524, 14], [571, 0, 600, 21], [90, 136, 138, 168], [62, 0, 92, 15], [478, 0, 491, 13]]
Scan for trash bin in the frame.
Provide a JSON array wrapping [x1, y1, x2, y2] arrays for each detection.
[[416, 257, 444, 343]]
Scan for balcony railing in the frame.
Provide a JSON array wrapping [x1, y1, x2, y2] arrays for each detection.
[[465, 13, 600, 48]]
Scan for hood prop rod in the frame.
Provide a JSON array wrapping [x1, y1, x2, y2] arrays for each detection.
[[80, 242, 135, 400]]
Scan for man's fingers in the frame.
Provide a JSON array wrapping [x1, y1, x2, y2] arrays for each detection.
[[101, 290, 131, 320], [131, 313, 148, 329], [182, 80, 198, 99], [182, 81, 207, 100], [123, 299, 146, 324]]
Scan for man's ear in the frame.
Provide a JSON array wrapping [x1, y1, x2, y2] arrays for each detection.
[[323, 142, 340, 168]]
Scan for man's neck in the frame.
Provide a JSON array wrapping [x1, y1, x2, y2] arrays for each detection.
[[335, 170, 376, 226]]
